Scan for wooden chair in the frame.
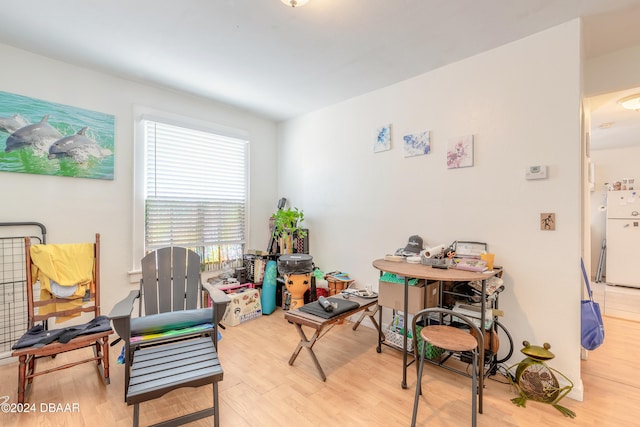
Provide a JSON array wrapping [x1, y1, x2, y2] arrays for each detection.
[[410, 307, 485, 427], [109, 246, 230, 427], [11, 233, 112, 404]]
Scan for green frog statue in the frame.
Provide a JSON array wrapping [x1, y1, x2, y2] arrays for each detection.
[[508, 341, 576, 418]]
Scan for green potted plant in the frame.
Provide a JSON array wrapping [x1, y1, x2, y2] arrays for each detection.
[[271, 207, 306, 254]]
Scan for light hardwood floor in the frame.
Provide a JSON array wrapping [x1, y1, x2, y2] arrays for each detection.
[[0, 310, 637, 426]]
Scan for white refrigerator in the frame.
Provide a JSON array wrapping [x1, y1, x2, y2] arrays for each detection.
[[606, 190, 640, 288]]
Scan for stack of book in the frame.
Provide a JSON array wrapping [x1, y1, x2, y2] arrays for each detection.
[[454, 258, 488, 272]]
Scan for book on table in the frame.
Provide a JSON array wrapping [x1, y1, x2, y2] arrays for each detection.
[[455, 258, 487, 272]]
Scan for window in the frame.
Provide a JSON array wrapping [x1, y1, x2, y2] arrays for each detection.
[[143, 119, 248, 270]]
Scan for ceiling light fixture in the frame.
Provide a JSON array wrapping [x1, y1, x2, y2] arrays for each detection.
[[280, 0, 310, 7], [618, 94, 640, 111]]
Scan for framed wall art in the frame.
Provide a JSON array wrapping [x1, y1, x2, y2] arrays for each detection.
[[374, 124, 391, 153], [447, 134, 474, 169], [0, 90, 115, 180], [403, 130, 431, 157]]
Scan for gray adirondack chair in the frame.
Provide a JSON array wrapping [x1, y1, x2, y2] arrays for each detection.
[[109, 246, 230, 427]]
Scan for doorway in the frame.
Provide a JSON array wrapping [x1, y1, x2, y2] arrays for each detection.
[[587, 87, 640, 322]]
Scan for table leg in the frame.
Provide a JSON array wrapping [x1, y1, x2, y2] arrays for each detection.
[[289, 323, 327, 381], [378, 271, 383, 353], [352, 304, 380, 334], [402, 276, 409, 389], [479, 278, 486, 413], [377, 304, 383, 353]]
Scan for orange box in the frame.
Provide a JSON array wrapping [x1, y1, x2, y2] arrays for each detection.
[[480, 253, 495, 270]]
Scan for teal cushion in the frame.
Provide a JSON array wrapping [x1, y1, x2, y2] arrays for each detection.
[[130, 308, 213, 336]]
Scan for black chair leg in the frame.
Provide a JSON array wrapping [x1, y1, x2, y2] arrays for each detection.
[[213, 381, 219, 427], [411, 345, 426, 426], [133, 403, 139, 427], [471, 349, 477, 427]]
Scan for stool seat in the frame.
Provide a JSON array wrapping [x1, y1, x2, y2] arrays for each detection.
[[421, 325, 477, 352]]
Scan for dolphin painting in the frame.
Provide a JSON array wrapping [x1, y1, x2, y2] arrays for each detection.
[[0, 114, 29, 134], [48, 127, 112, 163], [4, 114, 62, 154]]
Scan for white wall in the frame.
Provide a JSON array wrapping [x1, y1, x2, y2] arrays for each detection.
[[0, 43, 278, 320], [591, 147, 640, 190], [585, 44, 640, 96], [278, 21, 584, 398]]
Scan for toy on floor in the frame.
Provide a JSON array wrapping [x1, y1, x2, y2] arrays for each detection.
[[508, 341, 576, 418]]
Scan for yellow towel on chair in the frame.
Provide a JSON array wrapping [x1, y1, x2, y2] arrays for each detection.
[[30, 243, 95, 322]]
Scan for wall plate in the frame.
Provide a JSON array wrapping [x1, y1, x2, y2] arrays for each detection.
[[526, 165, 548, 180]]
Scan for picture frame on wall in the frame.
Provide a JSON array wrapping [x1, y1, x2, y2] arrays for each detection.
[[447, 134, 474, 169], [0, 90, 115, 180], [374, 124, 392, 153], [403, 130, 431, 157]]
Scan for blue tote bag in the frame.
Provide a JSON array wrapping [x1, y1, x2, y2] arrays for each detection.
[[581, 259, 604, 350]]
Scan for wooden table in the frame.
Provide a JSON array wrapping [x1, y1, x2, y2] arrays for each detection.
[[372, 258, 499, 389], [284, 294, 380, 381]]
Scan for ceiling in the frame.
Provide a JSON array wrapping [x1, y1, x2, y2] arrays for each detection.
[[0, 0, 640, 143], [589, 88, 640, 151]]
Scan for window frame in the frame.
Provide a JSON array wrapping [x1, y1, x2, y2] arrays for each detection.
[[131, 106, 250, 278]]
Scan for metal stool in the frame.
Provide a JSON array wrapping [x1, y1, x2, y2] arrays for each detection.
[[411, 308, 485, 427]]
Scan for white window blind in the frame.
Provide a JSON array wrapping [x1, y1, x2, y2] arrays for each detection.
[[143, 119, 247, 268]]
